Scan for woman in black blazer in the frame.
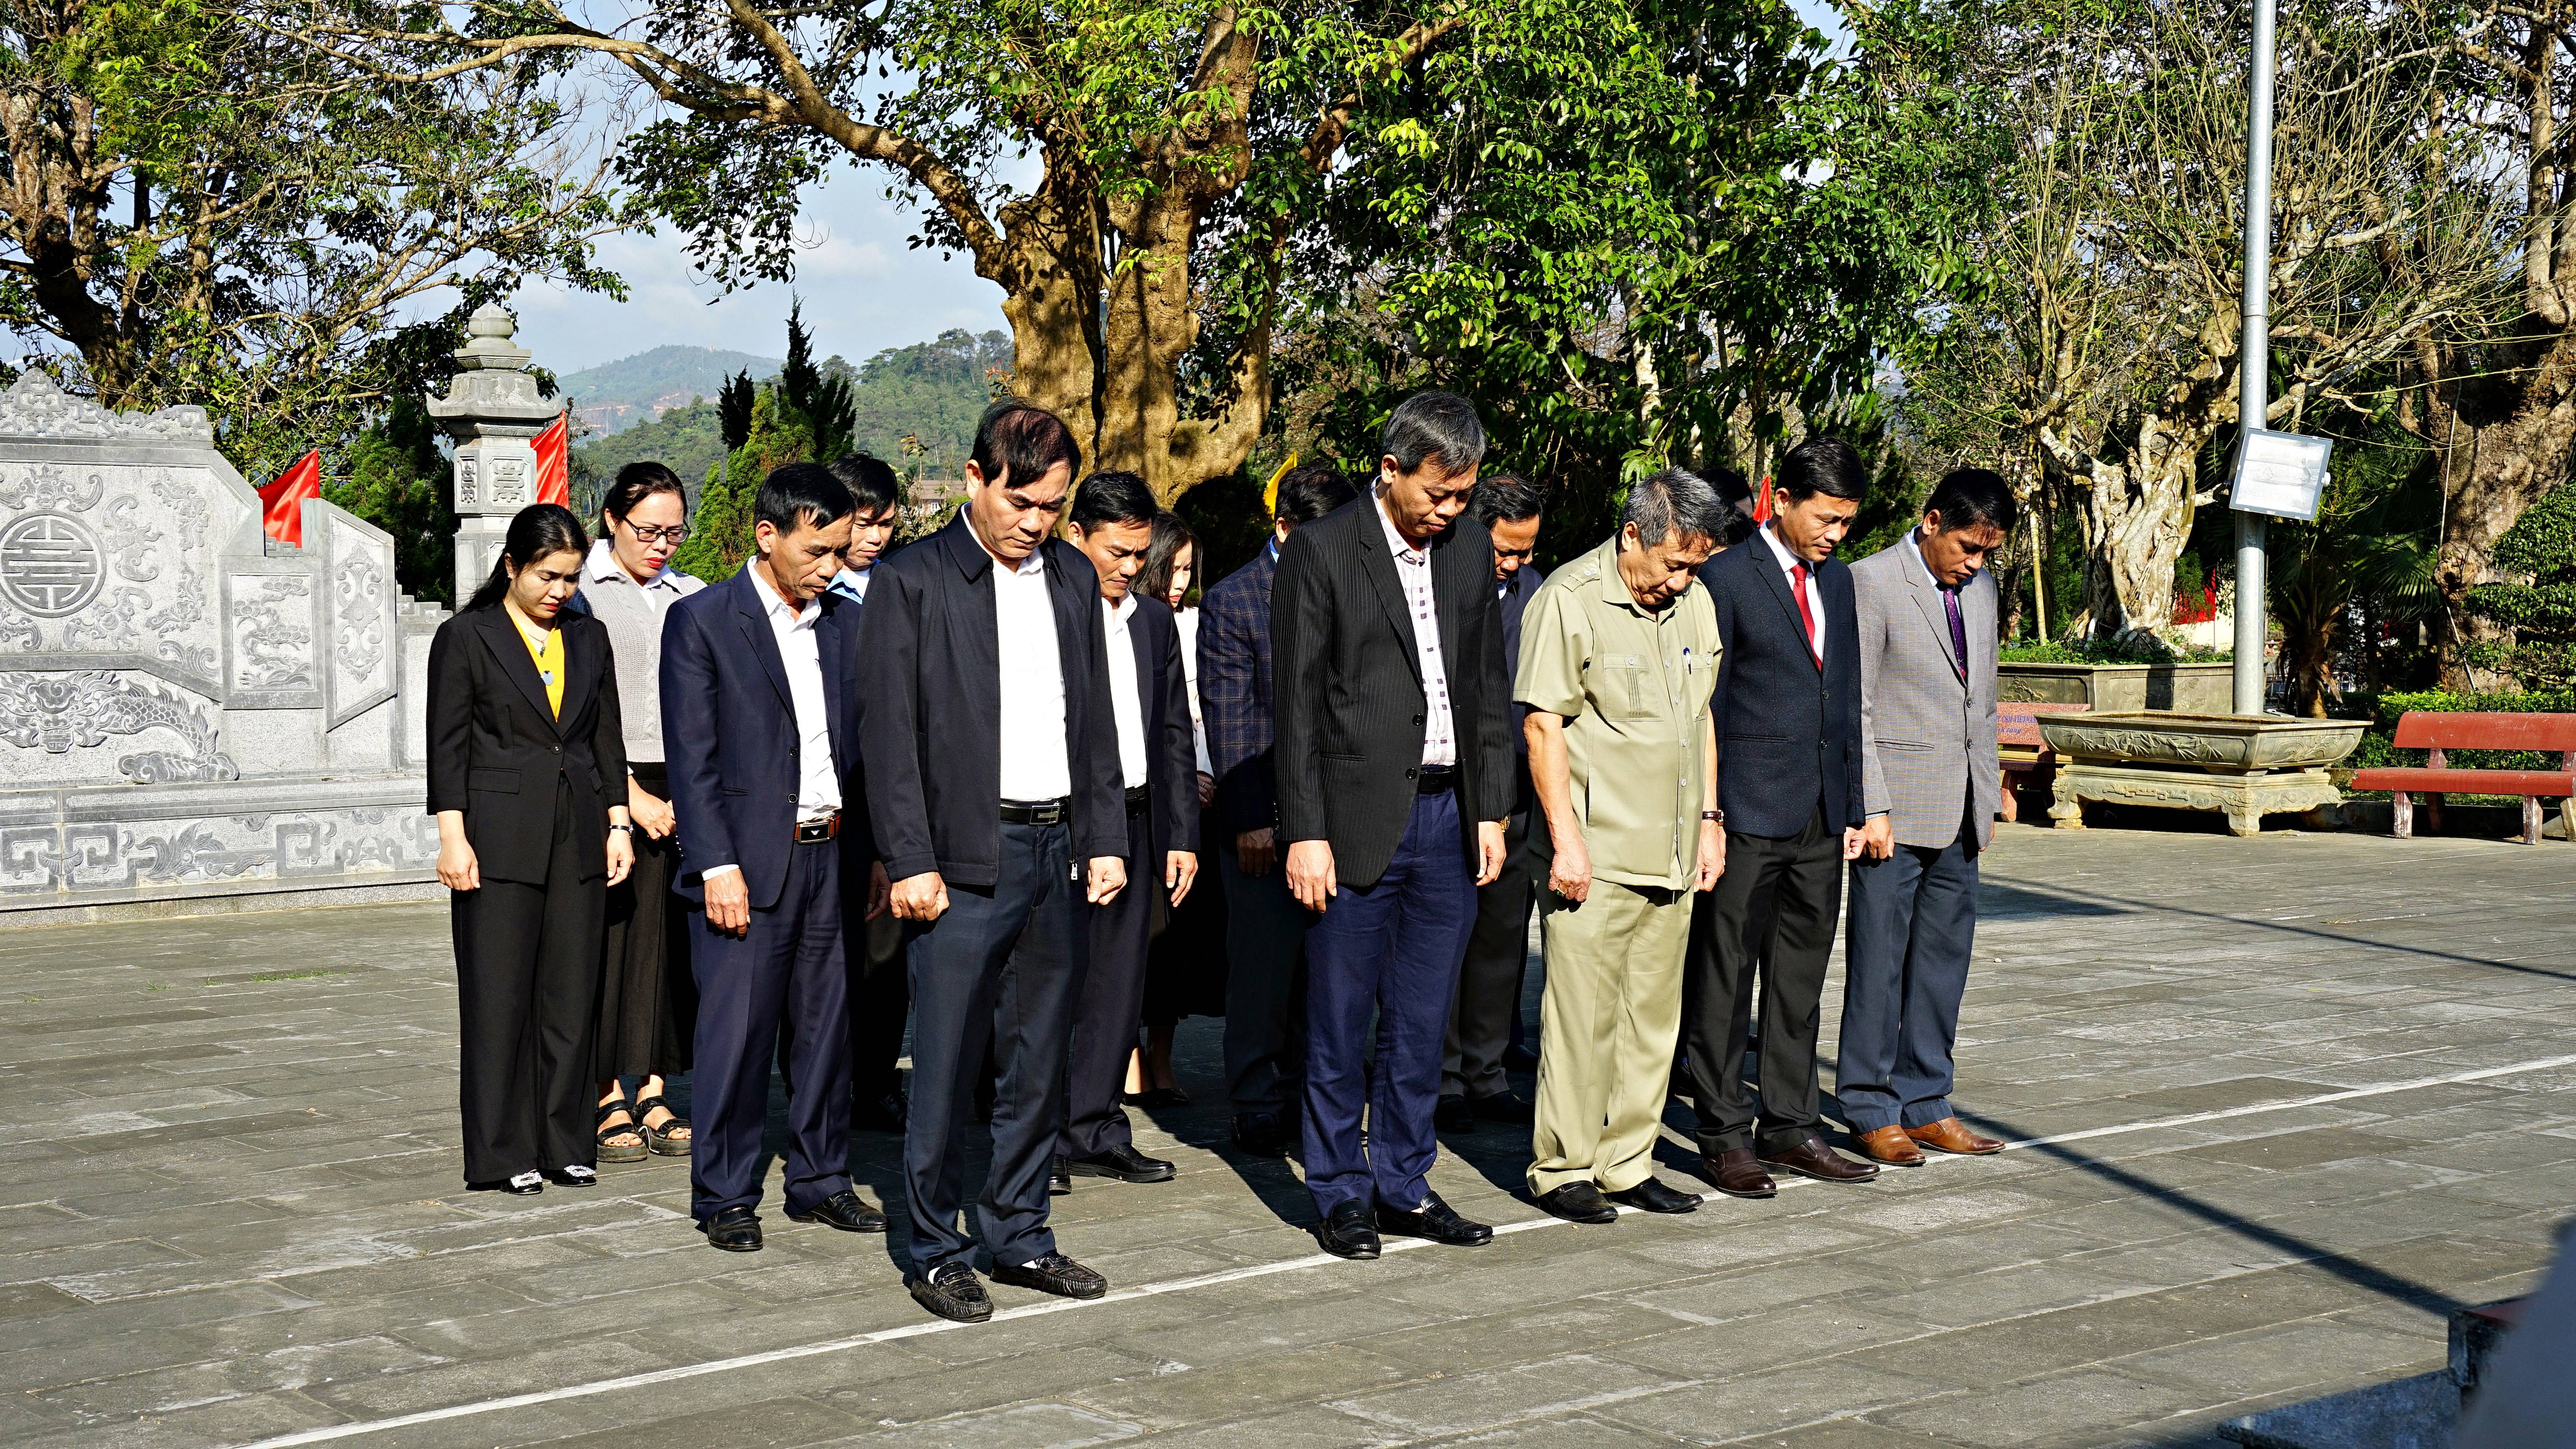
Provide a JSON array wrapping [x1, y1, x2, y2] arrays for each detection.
[[427, 504, 635, 1194]]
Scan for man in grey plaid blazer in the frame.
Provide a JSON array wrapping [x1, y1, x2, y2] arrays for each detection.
[[1840, 468, 2018, 1168]]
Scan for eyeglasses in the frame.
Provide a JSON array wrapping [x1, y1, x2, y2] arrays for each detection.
[[620, 522, 688, 544]]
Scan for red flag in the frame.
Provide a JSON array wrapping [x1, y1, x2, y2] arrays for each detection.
[[258, 449, 321, 547], [1752, 474, 1774, 523], [534, 411, 570, 508]]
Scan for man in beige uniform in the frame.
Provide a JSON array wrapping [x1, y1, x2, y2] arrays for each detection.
[[1518, 469, 1730, 1223]]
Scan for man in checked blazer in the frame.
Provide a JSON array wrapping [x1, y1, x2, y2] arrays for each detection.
[[1840, 468, 2016, 1168], [1682, 435, 1879, 1201], [1199, 464, 1357, 1157], [1274, 391, 1516, 1260]]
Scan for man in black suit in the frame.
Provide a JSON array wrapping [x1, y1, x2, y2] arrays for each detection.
[[662, 464, 885, 1252], [1201, 464, 1358, 1158], [1056, 471, 1198, 1190], [824, 454, 909, 1135], [1682, 435, 1881, 1200], [1275, 390, 1516, 1260], [1437, 472, 1546, 1132], [856, 399, 1128, 1324]]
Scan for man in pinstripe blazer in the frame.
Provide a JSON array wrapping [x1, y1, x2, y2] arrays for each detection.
[[1840, 468, 2016, 1168]]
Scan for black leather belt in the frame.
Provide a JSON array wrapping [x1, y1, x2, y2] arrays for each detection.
[[1415, 766, 1456, 794], [1000, 797, 1070, 826], [793, 813, 840, 843], [1124, 783, 1150, 816]]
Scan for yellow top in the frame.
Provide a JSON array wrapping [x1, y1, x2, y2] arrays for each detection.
[[517, 618, 565, 718]]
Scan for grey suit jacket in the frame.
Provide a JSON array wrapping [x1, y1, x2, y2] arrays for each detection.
[[1852, 535, 2000, 851]]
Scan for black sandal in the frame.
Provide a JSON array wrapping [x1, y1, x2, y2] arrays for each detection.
[[633, 1090, 692, 1158], [596, 1097, 648, 1164]]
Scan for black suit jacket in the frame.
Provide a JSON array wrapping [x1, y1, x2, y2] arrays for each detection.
[[1125, 595, 1201, 860], [1497, 562, 1544, 812], [658, 568, 869, 910], [855, 514, 1126, 888], [1199, 544, 1283, 836], [1697, 531, 1865, 839], [426, 606, 629, 885], [1273, 498, 1515, 888]]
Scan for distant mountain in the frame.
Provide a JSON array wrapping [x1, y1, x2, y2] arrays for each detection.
[[559, 346, 782, 435]]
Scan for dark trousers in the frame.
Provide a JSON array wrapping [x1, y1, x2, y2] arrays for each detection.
[[1444, 808, 1532, 1099], [1301, 789, 1476, 1214], [689, 839, 851, 1221], [843, 856, 909, 1103], [1683, 805, 1841, 1155], [1838, 815, 1979, 1133], [1062, 811, 1156, 1158], [1221, 843, 1308, 1116], [451, 778, 603, 1184], [903, 819, 1079, 1275]]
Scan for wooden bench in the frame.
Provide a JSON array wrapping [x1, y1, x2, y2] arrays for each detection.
[[2347, 712, 2576, 845], [1997, 703, 2089, 823]]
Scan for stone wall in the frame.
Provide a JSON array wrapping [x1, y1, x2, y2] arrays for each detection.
[[0, 373, 442, 922]]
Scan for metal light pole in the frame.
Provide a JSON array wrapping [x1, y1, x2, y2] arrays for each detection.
[[2232, 0, 2278, 715]]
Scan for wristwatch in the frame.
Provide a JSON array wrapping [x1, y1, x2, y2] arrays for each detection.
[[609, 824, 634, 836], [1701, 809, 1724, 825]]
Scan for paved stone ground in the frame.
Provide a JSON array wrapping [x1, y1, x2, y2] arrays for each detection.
[[6, 821, 2574, 1449]]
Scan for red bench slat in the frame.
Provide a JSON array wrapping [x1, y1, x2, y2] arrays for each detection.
[[2390, 712, 2576, 752], [2349, 769, 2575, 795]]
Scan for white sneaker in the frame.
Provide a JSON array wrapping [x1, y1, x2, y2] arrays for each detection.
[[506, 1170, 543, 1194], [554, 1165, 598, 1186]]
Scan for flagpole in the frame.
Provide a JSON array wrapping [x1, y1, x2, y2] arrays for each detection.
[[2232, 0, 2277, 715]]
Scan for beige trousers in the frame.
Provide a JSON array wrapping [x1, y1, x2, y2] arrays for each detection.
[[1528, 877, 1692, 1196]]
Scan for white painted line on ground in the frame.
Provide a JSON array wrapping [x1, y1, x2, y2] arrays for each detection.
[[227, 1049, 2576, 1449]]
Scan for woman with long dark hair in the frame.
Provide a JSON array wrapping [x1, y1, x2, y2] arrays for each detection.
[[427, 503, 635, 1194], [578, 463, 703, 1161], [1130, 512, 1226, 1104]]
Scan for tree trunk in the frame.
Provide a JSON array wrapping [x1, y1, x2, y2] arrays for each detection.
[[2429, 352, 2576, 689]]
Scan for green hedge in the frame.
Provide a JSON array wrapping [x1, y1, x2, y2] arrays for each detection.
[[2343, 689, 2576, 774], [1999, 637, 2230, 665]]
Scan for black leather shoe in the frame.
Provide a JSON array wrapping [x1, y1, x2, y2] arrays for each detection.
[[1433, 1095, 1477, 1134], [1049, 1162, 1072, 1196], [1233, 1112, 1290, 1157], [991, 1251, 1107, 1300], [698, 1205, 762, 1252], [1064, 1143, 1176, 1183], [1760, 1134, 1880, 1184], [1606, 1177, 1701, 1214], [1377, 1190, 1493, 1246], [908, 1259, 991, 1322], [788, 1189, 887, 1233], [1316, 1200, 1381, 1259], [1536, 1182, 1618, 1224], [1469, 1092, 1535, 1125], [852, 1088, 909, 1134], [1703, 1148, 1777, 1199]]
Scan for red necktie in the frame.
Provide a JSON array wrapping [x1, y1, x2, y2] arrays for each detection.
[[1789, 562, 1821, 667]]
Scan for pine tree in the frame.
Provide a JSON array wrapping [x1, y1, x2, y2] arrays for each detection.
[[327, 396, 457, 602]]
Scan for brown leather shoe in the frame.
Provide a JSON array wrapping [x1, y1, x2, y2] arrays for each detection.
[[1907, 1117, 2004, 1155], [1852, 1124, 1925, 1167], [1701, 1148, 1776, 1199], [1760, 1135, 1880, 1184]]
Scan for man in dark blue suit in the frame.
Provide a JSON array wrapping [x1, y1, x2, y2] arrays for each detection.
[[1682, 436, 1881, 1200], [1199, 464, 1357, 1157], [856, 399, 1128, 1324], [1437, 472, 1547, 1131], [661, 464, 884, 1252], [1055, 471, 1198, 1189]]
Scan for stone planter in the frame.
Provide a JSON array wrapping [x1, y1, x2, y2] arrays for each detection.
[[2036, 712, 2367, 837], [1998, 660, 2238, 713]]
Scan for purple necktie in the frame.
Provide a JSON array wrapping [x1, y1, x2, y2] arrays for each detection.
[[1942, 585, 1969, 678]]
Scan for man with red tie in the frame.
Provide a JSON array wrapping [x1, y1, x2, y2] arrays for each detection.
[[1680, 436, 1878, 1201]]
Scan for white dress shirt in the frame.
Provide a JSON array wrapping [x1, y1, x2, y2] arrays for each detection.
[[1175, 606, 1211, 776], [1759, 521, 1827, 667], [1102, 595, 1149, 790], [968, 509, 1074, 802], [702, 565, 840, 881], [1376, 490, 1457, 768]]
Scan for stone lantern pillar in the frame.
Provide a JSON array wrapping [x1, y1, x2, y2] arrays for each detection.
[[429, 304, 560, 604]]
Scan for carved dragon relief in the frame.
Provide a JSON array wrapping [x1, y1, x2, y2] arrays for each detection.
[[0, 669, 241, 782]]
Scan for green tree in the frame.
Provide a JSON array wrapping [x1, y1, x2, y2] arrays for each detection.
[[293, 0, 1810, 504], [0, 0, 620, 478], [776, 300, 855, 463], [325, 395, 457, 602]]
